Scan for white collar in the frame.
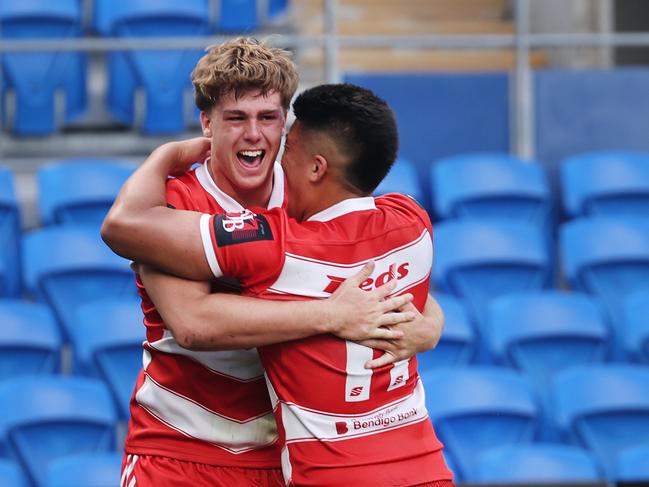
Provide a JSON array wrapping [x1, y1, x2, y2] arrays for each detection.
[[195, 161, 285, 212], [307, 197, 376, 222]]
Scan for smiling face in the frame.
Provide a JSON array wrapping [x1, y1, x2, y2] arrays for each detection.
[[201, 89, 287, 207]]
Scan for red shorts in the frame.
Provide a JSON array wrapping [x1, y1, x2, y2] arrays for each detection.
[[120, 453, 284, 487]]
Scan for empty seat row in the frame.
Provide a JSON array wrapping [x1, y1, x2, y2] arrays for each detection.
[[0, 0, 289, 135], [376, 150, 649, 221]]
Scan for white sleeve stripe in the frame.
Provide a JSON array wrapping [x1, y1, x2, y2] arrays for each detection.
[[200, 213, 223, 278]]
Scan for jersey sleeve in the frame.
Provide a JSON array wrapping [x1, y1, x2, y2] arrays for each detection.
[[166, 177, 197, 211], [199, 208, 285, 286]]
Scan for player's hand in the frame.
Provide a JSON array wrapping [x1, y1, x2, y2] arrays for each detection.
[[360, 297, 444, 369], [326, 261, 416, 342], [155, 137, 211, 177]]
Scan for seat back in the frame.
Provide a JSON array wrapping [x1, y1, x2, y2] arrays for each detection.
[[374, 158, 424, 206], [622, 291, 649, 363], [96, 0, 210, 133], [44, 452, 122, 487], [615, 443, 649, 482], [422, 366, 539, 480], [217, 0, 258, 32], [71, 299, 144, 419], [561, 151, 649, 218], [0, 300, 61, 380], [470, 444, 603, 483], [0, 459, 28, 487], [38, 160, 136, 226], [418, 294, 474, 370], [0, 168, 21, 297], [486, 291, 609, 385], [433, 219, 551, 317], [0, 376, 117, 486], [0, 0, 85, 135], [552, 365, 649, 478], [432, 153, 551, 225], [22, 226, 134, 340]]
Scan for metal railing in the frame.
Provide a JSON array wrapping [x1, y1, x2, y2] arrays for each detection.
[[1, 0, 648, 161]]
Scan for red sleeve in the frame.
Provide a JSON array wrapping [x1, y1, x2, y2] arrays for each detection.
[[166, 177, 196, 211], [199, 207, 285, 289]]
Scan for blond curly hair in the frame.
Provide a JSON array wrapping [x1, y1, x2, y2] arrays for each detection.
[[192, 37, 299, 112]]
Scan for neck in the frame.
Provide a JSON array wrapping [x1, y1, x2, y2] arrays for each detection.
[[208, 162, 273, 208], [301, 184, 361, 221]]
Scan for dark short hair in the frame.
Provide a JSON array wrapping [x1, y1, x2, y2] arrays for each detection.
[[292, 83, 398, 194]]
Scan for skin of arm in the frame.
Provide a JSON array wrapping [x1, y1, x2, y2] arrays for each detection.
[[138, 261, 415, 350]]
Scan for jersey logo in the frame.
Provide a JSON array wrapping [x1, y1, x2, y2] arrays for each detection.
[[335, 421, 349, 435], [323, 262, 410, 293], [349, 386, 364, 397], [213, 210, 273, 247]]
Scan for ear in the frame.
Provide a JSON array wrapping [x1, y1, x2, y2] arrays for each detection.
[[200, 111, 212, 137], [310, 154, 328, 183]]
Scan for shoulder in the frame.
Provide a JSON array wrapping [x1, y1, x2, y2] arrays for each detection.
[[375, 193, 432, 231]]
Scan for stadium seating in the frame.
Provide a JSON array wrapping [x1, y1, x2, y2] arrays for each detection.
[[615, 443, 649, 483], [22, 225, 134, 340], [93, 0, 210, 133], [37, 159, 136, 226], [433, 219, 551, 319], [0, 376, 117, 486], [418, 294, 475, 370], [0, 300, 61, 380], [431, 153, 552, 226], [217, 0, 258, 32], [0, 459, 28, 487], [70, 299, 144, 419], [468, 444, 603, 483], [551, 364, 649, 478], [621, 291, 649, 363], [0, 0, 86, 135], [561, 150, 649, 218], [485, 291, 609, 385], [560, 217, 649, 355], [0, 167, 21, 297], [422, 366, 539, 480], [373, 158, 423, 206], [44, 452, 122, 487]]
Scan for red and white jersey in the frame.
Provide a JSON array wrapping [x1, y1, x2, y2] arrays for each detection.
[[199, 194, 453, 486], [125, 162, 287, 467]]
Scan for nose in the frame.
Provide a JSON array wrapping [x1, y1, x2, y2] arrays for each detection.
[[244, 119, 262, 142]]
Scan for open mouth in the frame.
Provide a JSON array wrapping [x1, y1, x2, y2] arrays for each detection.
[[237, 149, 266, 168]]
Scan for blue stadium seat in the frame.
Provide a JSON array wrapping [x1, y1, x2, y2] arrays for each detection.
[[0, 0, 86, 135], [422, 367, 539, 480], [622, 291, 649, 363], [374, 158, 424, 207], [433, 219, 551, 319], [551, 365, 649, 479], [0, 459, 28, 487], [268, 0, 289, 19], [44, 452, 122, 487], [37, 160, 136, 226], [485, 291, 609, 385], [418, 294, 475, 371], [0, 167, 21, 297], [0, 300, 60, 380], [561, 151, 649, 218], [0, 376, 117, 486], [94, 0, 210, 133], [22, 225, 135, 340], [469, 444, 603, 483], [615, 443, 649, 483], [432, 153, 552, 225], [560, 217, 649, 355], [217, 0, 258, 32], [70, 299, 144, 419]]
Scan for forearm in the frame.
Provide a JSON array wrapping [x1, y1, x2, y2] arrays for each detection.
[[101, 144, 212, 280]]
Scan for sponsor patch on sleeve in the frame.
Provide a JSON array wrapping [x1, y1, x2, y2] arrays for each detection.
[[213, 209, 274, 247]]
